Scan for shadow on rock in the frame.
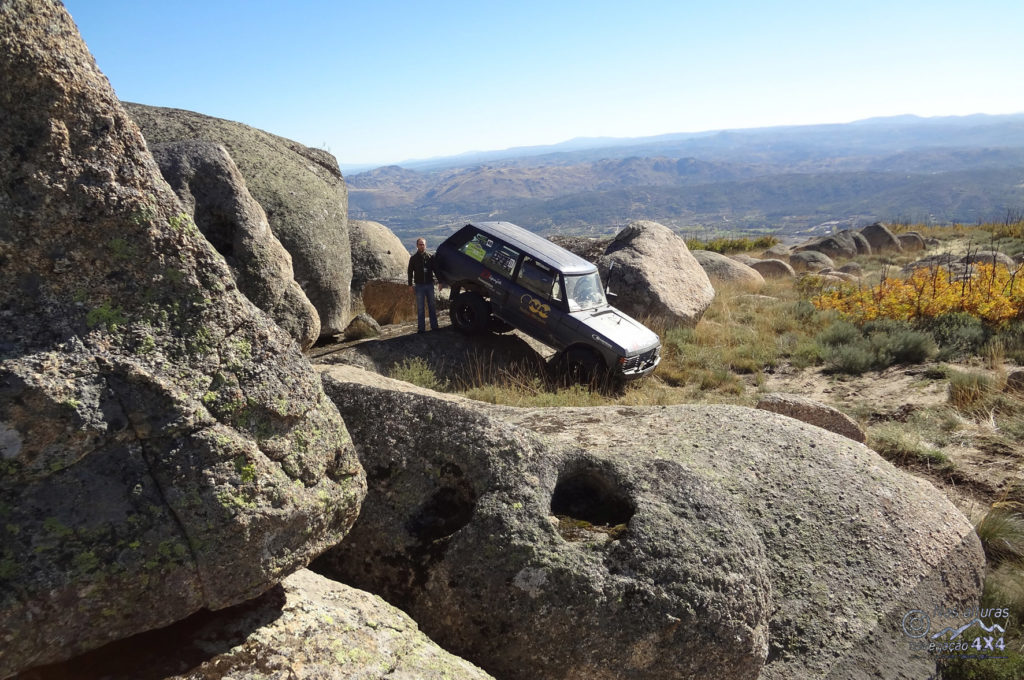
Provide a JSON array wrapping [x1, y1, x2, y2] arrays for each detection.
[[313, 326, 551, 387], [16, 587, 287, 680]]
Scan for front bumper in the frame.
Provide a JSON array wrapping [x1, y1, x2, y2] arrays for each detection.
[[618, 346, 661, 379]]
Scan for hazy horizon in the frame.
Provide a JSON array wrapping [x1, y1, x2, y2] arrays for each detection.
[[62, 1, 1024, 167]]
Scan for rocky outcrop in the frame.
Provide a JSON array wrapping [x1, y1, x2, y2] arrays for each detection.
[[750, 258, 796, 278], [124, 103, 353, 338], [1006, 368, 1024, 393], [756, 393, 866, 443], [961, 249, 1017, 270], [349, 219, 410, 294], [315, 364, 985, 680], [600, 221, 715, 327], [316, 368, 772, 680], [789, 250, 835, 272], [692, 250, 765, 289], [548, 234, 614, 262], [23, 569, 494, 680], [860, 222, 903, 253], [838, 262, 864, 276], [762, 244, 793, 259], [793, 230, 863, 259], [898, 231, 926, 252], [343, 312, 382, 341], [149, 140, 320, 350], [0, 3, 365, 675], [730, 253, 761, 266]]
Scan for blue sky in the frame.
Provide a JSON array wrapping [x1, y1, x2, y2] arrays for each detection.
[[63, 0, 1024, 169]]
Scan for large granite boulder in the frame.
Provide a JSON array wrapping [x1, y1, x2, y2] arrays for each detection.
[[762, 243, 793, 259], [0, 2, 365, 675], [149, 140, 320, 350], [19, 569, 494, 680], [860, 222, 903, 254], [316, 367, 772, 680], [757, 392, 866, 443], [315, 364, 984, 680], [789, 250, 835, 272], [750, 258, 796, 279], [897, 231, 926, 253], [124, 103, 352, 338], [692, 250, 765, 289], [793, 230, 861, 259], [350, 219, 409, 294], [961, 249, 1017, 270], [599, 221, 715, 327]]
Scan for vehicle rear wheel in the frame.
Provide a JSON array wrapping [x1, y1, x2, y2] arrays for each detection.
[[559, 346, 605, 384], [450, 292, 490, 334]]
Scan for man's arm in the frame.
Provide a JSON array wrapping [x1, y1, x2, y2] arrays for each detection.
[[407, 253, 414, 286]]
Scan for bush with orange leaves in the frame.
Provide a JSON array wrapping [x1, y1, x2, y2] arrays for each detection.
[[813, 263, 1024, 326]]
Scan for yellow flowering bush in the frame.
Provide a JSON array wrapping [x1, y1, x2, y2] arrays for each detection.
[[813, 264, 1024, 325]]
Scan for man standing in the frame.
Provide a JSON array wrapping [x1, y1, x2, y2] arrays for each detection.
[[408, 237, 439, 333]]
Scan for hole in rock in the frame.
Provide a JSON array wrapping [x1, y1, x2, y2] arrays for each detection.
[[407, 482, 477, 543], [551, 468, 635, 527]]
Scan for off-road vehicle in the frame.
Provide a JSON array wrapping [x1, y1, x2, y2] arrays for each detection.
[[433, 221, 661, 380]]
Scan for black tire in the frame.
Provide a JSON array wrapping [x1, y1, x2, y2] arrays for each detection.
[[558, 346, 605, 384], [450, 292, 490, 334], [487, 317, 515, 334]]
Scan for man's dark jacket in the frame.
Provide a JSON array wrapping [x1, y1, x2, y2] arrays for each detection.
[[408, 251, 435, 285]]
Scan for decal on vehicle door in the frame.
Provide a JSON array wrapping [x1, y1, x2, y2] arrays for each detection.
[[520, 293, 550, 321]]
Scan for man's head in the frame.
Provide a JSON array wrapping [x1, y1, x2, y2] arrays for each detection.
[[416, 238, 426, 252]]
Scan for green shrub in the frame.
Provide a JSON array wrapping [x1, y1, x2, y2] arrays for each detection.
[[822, 339, 876, 375], [817, 319, 938, 374], [817, 320, 862, 348], [922, 312, 991, 359], [388, 357, 448, 391], [875, 328, 938, 365], [994, 320, 1024, 363]]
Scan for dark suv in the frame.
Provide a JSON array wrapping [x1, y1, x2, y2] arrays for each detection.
[[433, 221, 660, 380]]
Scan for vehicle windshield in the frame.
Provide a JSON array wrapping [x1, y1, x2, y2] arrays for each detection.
[[565, 272, 607, 311]]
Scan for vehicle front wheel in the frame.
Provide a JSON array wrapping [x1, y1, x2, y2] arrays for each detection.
[[558, 347, 606, 385], [450, 292, 490, 334]]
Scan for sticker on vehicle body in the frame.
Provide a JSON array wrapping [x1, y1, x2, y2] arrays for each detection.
[[519, 293, 550, 321], [477, 270, 502, 290]]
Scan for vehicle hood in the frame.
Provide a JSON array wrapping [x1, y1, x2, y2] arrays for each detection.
[[572, 306, 660, 355]]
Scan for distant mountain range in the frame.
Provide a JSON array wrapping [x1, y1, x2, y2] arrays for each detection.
[[344, 114, 1024, 244]]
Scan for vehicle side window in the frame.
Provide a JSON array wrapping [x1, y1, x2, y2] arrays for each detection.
[[457, 232, 518, 278], [517, 256, 557, 300]]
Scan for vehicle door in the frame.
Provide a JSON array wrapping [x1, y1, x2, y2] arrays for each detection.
[[506, 255, 566, 346]]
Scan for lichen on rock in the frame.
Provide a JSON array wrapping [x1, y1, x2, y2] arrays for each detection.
[[0, 1, 364, 675]]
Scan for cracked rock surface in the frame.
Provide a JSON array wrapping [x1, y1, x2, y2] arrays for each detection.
[[316, 364, 984, 680], [17, 569, 493, 680], [0, 2, 364, 676]]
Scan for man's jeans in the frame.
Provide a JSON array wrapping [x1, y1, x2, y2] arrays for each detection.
[[415, 284, 438, 332]]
